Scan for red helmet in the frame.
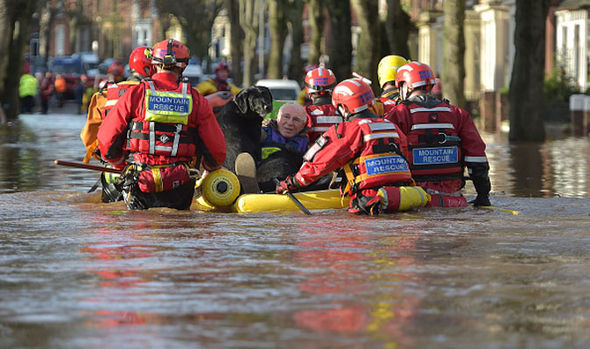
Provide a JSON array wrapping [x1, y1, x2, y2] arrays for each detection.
[[395, 61, 436, 99], [129, 46, 155, 77], [331, 78, 375, 115], [151, 39, 190, 70], [214, 61, 229, 73], [107, 61, 123, 76], [303, 64, 319, 75], [304, 67, 336, 95]]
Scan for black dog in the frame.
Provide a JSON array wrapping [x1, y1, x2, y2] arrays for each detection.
[[217, 86, 273, 172]]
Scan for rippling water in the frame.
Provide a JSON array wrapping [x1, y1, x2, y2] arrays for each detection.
[[1, 112, 589, 348]]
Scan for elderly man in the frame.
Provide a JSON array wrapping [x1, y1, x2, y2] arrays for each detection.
[[235, 103, 310, 193]]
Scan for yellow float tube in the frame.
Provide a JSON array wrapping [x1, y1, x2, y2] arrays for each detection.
[[193, 170, 430, 214]]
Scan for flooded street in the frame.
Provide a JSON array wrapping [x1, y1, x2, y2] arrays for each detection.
[[1, 111, 590, 348]]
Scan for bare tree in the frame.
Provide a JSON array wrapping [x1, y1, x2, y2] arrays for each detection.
[[267, 0, 288, 78], [154, 0, 223, 61], [442, 0, 466, 108], [509, 0, 550, 141], [383, 0, 411, 58], [225, 0, 243, 86], [0, 0, 38, 120], [0, 0, 9, 92], [285, 0, 304, 80], [306, 0, 324, 65], [239, 0, 263, 86], [325, 0, 352, 82], [351, 0, 380, 90]]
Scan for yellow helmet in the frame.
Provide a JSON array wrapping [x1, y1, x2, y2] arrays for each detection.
[[377, 55, 409, 88]]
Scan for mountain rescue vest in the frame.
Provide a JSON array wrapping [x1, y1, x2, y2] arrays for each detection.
[[126, 80, 198, 158], [403, 102, 463, 181], [261, 126, 309, 161], [306, 104, 342, 142], [343, 119, 413, 194], [103, 80, 140, 119]]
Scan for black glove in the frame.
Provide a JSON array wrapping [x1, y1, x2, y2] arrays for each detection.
[[275, 176, 300, 194], [470, 172, 491, 207], [353, 194, 382, 216], [469, 194, 491, 207]]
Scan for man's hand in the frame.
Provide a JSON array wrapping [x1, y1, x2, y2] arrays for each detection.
[[275, 176, 299, 194]]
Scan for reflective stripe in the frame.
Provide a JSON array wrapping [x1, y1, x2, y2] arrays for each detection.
[[464, 155, 487, 163], [363, 132, 399, 141], [353, 104, 369, 113], [315, 116, 342, 123], [105, 99, 118, 107], [310, 109, 324, 115], [312, 126, 330, 132], [368, 122, 396, 131], [152, 167, 163, 192], [149, 122, 156, 154], [155, 145, 173, 152], [410, 107, 452, 113], [171, 124, 182, 157], [411, 123, 454, 130]]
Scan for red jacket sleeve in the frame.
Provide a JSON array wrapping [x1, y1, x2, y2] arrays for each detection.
[[454, 106, 487, 161], [295, 122, 363, 187], [191, 90, 226, 171], [96, 84, 139, 168]]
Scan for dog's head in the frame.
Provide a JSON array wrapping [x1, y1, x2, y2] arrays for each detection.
[[233, 86, 273, 119]]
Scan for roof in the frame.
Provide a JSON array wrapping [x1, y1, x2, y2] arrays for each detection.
[[558, 0, 590, 10]]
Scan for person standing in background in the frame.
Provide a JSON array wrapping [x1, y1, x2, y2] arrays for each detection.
[[39, 72, 54, 114]]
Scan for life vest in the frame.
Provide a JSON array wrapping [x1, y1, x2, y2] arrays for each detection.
[[305, 104, 342, 142], [102, 80, 140, 119], [403, 102, 463, 182], [343, 119, 413, 193], [126, 80, 198, 158], [261, 125, 309, 161]]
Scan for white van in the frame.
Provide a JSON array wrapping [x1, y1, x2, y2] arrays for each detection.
[[183, 64, 204, 86], [255, 79, 301, 102]]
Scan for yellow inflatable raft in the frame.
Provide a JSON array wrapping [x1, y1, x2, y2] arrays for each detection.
[[192, 169, 430, 214]]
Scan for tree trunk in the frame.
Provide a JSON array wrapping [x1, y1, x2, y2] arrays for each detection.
[[383, 0, 411, 58], [351, 0, 380, 91], [508, 0, 549, 142], [239, 0, 262, 86], [442, 0, 466, 108], [325, 0, 351, 83], [1, 0, 38, 120], [285, 0, 304, 80], [306, 0, 323, 65], [0, 0, 8, 95], [226, 0, 243, 86], [267, 0, 288, 79]]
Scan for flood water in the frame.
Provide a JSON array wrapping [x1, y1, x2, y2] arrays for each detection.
[[1, 111, 590, 348]]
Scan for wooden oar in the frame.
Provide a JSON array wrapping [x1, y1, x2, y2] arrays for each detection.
[[54, 159, 121, 173], [274, 178, 312, 215]]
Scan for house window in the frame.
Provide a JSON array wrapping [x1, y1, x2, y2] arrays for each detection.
[[575, 24, 580, 79]]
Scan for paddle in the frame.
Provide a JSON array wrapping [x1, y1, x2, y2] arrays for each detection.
[[54, 159, 121, 173], [274, 178, 312, 215], [470, 204, 519, 215]]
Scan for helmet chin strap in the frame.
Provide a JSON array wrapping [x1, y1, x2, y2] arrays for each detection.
[[337, 105, 350, 119]]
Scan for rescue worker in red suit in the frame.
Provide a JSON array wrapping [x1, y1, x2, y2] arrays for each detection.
[[97, 39, 226, 210], [385, 61, 491, 207], [90, 46, 157, 202], [276, 78, 415, 215], [303, 67, 343, 143]]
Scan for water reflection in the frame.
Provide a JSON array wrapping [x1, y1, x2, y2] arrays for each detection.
[[2, 114, 590, 199]]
